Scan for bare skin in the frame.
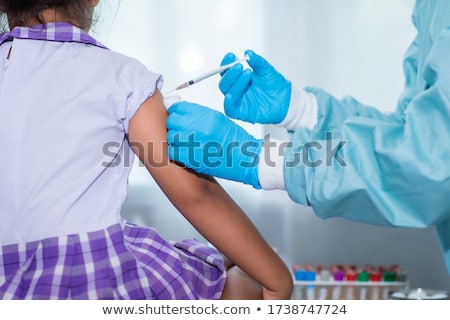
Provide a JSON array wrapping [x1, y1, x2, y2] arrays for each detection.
[[13, 3, 293, 299], [128, 90, 293, 299], [221, 257, 263, 299]]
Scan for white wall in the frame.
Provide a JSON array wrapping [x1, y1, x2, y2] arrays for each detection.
[[93, 0, 450, 292]]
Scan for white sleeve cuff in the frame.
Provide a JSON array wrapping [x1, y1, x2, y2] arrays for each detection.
[[258, 138, 287, 190], [278, 86, 318, 131]]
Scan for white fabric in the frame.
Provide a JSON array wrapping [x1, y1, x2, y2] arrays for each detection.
[[278, 86, 318, 131], [0, 39, 162, 244], [258, 138, 287, 190], [163, 95, 181, 109], [259, 86, 318, 190]]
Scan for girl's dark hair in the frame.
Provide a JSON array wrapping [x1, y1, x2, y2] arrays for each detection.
[[0, 0, 95, 31]]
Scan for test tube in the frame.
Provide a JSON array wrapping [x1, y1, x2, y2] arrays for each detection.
[[345, 270, 357, 300], [304, 264, 316, 300], [317, 265, 331, 300], [370, 270, 382, 299], [357, 270, 370, 299], [382, 269, 397, 299], [394, 266, 408, 283], [332, 266, 345, 300], [293, 265, 306, 300]]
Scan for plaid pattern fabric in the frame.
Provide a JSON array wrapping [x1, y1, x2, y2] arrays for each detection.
[[0, 22, 107, 49], [0, 22, 226, 300], [0, 222, 226, 299]]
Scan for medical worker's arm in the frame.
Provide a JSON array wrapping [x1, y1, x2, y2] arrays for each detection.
[[128, 90, 293, 300], [284, 28, 450, 231], [300, 30, 420, 135], [220, 50, 400, 133], [256, 35, 419, 189]]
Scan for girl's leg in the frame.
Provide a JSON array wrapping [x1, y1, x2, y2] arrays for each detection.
[[220, 257, 263, 300]]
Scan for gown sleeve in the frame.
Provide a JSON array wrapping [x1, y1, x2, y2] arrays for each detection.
[[284, 25, 450, 273], [284, 26, 450, 229]]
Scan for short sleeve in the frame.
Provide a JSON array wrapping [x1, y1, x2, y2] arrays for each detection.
[[117, 58, 164, 132]]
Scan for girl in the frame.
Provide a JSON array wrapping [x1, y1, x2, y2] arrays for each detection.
[[0, 0, 293, 299]]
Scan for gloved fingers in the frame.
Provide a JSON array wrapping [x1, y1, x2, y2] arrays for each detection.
[[222, 70, 251, 119], [167, 129, 178, 145], [219, 64, 243, 95], [166, 112, 191, 131], [168, 132, 210, 175], [167, 129, 194, 146], [168, 144, 193, 169], [224, 94, 245, 121], [168, 100, 222, 118], [167, 104, 224, 131], [167, 104, 190, 118], [167, 144, 180, 163], [244, 49, 274, 77], [220, 52, 238, 75], [167, 101, 198, 115], [226, 69, 252, 100]]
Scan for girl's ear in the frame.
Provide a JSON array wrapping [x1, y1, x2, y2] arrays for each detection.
[[90, 0, 100, 8]]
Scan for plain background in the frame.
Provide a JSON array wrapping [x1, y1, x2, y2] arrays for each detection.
[[93, 0, 450, 293]]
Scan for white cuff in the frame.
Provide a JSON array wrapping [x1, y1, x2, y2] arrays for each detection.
[[278, 86, 318, 131], [258, 138, 287, 190]]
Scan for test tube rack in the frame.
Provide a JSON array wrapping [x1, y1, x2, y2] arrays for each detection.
[[291, 264, 408, 300], [293, 279, 408, 300]]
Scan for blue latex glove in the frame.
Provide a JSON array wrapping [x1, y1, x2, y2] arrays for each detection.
[[167, 101, 262, 189], [219, 49, 292, 124]]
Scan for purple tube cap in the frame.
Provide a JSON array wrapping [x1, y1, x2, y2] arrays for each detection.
[[333, 271, 345, 281]]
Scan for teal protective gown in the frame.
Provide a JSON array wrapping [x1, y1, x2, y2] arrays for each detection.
[[284, 0, 450, 273]]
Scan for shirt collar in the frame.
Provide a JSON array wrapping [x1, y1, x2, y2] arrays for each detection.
[[0, 22, 108, 49]]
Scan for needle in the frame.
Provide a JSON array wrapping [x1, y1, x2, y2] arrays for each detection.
[[167, 55, 249, 94]]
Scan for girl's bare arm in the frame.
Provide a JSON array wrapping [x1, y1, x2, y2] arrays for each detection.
[[128, 90, 293, 299]]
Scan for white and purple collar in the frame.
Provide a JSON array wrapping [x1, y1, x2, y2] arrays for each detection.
[[0, 22, 107, 49]]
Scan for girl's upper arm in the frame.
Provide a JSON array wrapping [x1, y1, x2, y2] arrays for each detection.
[[127, 90, 251, 250], [127, 90, 215, 209], [127, 90, 293, 298]]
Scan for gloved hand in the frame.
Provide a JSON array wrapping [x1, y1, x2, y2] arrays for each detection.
[[167, 101, 263, 189], [219, 49, 292, 125]]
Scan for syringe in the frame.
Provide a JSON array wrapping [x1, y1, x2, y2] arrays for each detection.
[[167, 55, 249, 94]]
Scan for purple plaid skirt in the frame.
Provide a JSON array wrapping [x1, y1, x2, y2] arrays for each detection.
[[0, 222, 226, 299]]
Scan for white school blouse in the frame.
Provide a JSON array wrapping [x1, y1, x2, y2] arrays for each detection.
[[0, 38, 163, 244]]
